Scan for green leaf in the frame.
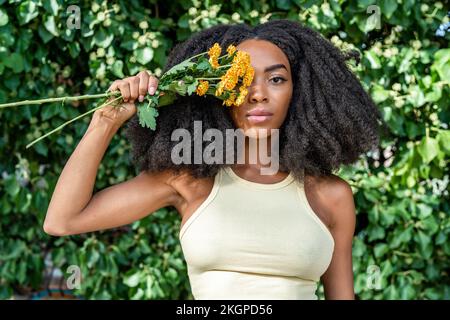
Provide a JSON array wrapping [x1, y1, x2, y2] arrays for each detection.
[[365, 50, 381, 69], [111, 60, 124, 78], [374, 243, 389, 258], [145, 276, 154, 299], [276, 0, 292, 10], [34, 141, 48, 157], [135, 47, 154, 65], [123, 272, 141, 287], [44, 15, 59, 36], [421, 215, 439, 234], [177, 14, 189, 28], [416, 203, 432, 219], [365, 15, 379, 33], [195, 57, 210, 71], [407, 85, 425, 108], [17, 261, 27, 284], [382, 106, 392, 121], [187, 79, 199, 95], [17, 29, 33, 51], [41, 104, 60, 121], [405, 121, 421, 139], [38, 24, 54, 43], [357, 0, 377, 8], [87, 249, 100, 268], [371, 85, 389, 103], [17, 0, 39, 25], [400, 284, 416, 299], [415, 230, 432, 255], [120, 40, 138, 51], [168, 81, 187, 95], [437, 130, 450, 155], [380, 0, 398, 19], [432, 49, 450, 83], [94, 28, 114, 48], [399, 49, 414, 73], [5, 177, 20, 197], [164, 60, 195, 77], [417, 136, 439, 164], [391, 226, 413, 248], [67, 41, 80, 58], [425, 84, 442, 103], [3, 52, 24, 73], [43, 0, 59, 15], [0, 8, 9, 27], [137, 102, 159, 130], [352, 238, 366, 257], [131, 288, 144, 299], [158, 91, 177, 107], [368, 224, 385, 241]]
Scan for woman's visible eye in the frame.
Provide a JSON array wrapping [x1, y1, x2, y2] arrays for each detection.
[[269, 76, 287, 84]]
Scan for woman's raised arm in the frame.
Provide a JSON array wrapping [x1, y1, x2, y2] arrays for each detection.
[[43, 71, 179, 236]]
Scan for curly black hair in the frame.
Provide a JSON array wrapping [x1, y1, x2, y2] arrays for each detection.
[[124, 19, 385, 181]]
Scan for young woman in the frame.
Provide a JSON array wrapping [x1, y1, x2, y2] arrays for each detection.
[[43, 19, 383, 300]]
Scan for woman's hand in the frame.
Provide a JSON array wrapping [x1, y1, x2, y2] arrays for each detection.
[[91, 70, 159, 129]]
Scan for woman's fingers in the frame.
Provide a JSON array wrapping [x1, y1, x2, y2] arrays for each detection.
[[107, 80, 119, 94], [107, 70, 159, 104], [128, 76, 140, 102], [137, 71, 149, 102], [148, 75, 159, 95], [118, 80, 131, 102]]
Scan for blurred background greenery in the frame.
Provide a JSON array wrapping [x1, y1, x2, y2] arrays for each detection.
[[0, 0, 448, 299]]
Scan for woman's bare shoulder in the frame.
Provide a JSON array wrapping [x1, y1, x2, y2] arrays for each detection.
[[306, 173, 355, 229]]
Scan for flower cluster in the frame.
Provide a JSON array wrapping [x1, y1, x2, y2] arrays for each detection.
[[0, 43, 254, 149], [134, 42, 254, 129], [200, 43, 254, 107]]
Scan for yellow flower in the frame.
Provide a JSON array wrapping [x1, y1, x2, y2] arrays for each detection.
[[242, 65, 254, 87], [208, 43, 222, 58], [223, 92, 237, 106], [235, 94, 245, 106], [208, 44, 253, 106], [209, 56, 220, 69], [238, 86, 248, 96], [232, 50, 245, 63], [196, 80, 209, 96], [235, 87, 248, 106], [215, 81, 225, 97], [223, 66, 239, 91], [226, 44, 236, 56], [232, 51, 251, 77], [208, 43, 222, 69]]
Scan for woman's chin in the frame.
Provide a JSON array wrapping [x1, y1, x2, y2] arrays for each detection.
[[242, 126, 275, 139]]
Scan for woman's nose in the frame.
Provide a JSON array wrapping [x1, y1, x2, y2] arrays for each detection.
[[248, 84, 268, 103]]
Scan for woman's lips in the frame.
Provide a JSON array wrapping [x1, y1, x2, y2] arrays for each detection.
[[246, 115, 273, 123], [246, 108, 273, 123]]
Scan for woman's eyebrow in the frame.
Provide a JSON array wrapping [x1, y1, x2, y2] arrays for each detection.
[[263, 64, 287, 73]]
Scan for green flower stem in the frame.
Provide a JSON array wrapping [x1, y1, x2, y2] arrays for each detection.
[[217, 64, 233, 69], [186, 51, 208, 62], [196, 77, 222, 80], [0, 92, 119, 109], [26, 95, 123, 149], [187, 51, 229, 62]]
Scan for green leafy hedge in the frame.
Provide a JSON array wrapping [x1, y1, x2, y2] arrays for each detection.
[[0, 0, 448, 299]]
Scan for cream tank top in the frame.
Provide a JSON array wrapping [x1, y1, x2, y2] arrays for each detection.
[[179, 166, 335, 300]]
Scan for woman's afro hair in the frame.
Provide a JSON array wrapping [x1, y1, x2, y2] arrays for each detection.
[[124, 19, 385, 181]]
